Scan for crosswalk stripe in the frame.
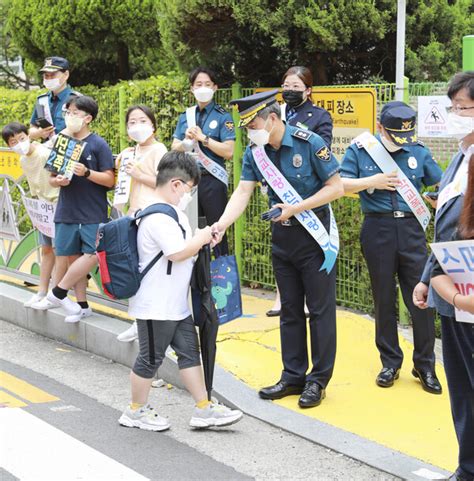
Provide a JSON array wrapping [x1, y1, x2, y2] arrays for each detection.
[[0, 371, 59, 403], [0, 408, 150, 481]]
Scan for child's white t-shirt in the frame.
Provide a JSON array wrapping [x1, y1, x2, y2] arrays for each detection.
[[128, 204, 193, 321]]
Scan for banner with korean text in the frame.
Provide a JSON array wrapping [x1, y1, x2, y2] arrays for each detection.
[[431, 240, 474, 324]]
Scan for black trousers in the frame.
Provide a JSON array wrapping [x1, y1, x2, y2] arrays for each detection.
[[360, 216, 436, 371], [198, 173, 228, 255], [272, 213, 337, 388], [441, 315, 474, 479]]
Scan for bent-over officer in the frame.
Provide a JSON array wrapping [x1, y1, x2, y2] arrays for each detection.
[[30, 56, 78, 141], [172, 67, 235, 255], [340, 101, 443, 394], [212, 90, 344, 408]]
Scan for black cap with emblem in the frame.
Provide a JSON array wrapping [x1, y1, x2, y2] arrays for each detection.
[[380, 101, 417, 146], [229, 89, 279, 127], [39, 56, 70, 73]]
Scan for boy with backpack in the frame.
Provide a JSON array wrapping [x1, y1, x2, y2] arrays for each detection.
[[118, 151, 242, 431]]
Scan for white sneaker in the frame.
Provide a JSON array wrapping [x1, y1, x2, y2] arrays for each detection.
[[189, 402, 243, 429], [30, 296, 58, 310], [42, 291, 81, 315], [64, 307, 92, 324], [119, 404, 170, 432], [24, 293, 46, 308], [117, 322, 138, 342]]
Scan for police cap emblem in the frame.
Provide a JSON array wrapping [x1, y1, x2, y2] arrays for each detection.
[[316, 145, 331, 161], [292, 154, 303, 168]]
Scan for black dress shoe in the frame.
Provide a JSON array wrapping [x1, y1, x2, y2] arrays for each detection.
[[412, 368, 442, 394], [447, 470, 472, 480], [376, 367, 400, 387], [259, 380, 303, 400], [298, 381, 326, 408], [266, 309, 281, 317]]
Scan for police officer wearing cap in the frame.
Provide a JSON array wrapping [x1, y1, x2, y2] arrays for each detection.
[[213, 90, 344, 408], [341, 101, 443, 394], [30, 56, 78, 141], [172, 67, 235, 255], [266, 65, 334, 317]]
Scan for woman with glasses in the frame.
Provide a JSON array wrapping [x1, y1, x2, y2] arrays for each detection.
[[116, 105, 167, 343], [266, 66, 334, 317]]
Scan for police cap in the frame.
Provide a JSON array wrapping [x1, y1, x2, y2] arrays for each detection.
[[39, 56, 70, 73], [229, 89, 279, 127], [380, 101, 417, 146]]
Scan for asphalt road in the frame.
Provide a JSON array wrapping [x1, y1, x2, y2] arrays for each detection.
[[0, 320, 398, 481]]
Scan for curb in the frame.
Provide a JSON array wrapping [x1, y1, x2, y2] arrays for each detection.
[[1, 282, 451, 481]]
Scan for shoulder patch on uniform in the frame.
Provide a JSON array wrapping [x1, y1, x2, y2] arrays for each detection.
[[417, 139, 425, 146], [291, 128, 312, 141], [315, 145, 331, 161], [225, 120, 234, 131], [352, 139, 364, 149], [214, 104, 227, 114]]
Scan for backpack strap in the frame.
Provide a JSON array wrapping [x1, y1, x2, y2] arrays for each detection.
[[135, 203, 187, 280]]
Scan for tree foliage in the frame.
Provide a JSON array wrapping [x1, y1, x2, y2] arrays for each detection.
[[5, 0, 473, 87], [6, 0, 170, 86]]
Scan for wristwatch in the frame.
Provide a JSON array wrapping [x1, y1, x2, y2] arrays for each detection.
[[84, 168, 91, 178], [203, 135, 210, 147]]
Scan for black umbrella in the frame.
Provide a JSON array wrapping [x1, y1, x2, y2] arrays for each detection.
[[191, 241, 219, 400]]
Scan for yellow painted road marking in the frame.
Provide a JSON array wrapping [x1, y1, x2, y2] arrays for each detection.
[[217, 296, 457, 472], [0, 371, 59, 404], [0, 389, 27, 408]]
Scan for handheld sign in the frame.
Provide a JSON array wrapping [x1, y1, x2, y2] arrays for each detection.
[[113, 149, 134, 211], [44, 133, 86, 180]]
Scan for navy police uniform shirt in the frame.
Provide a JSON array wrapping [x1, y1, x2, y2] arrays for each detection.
[[340, 134, 442, 213], [30, 85, 75, 134], [173, 101, 236, 167], [286, 99, 333, 148], [241, 125, 340, 209]]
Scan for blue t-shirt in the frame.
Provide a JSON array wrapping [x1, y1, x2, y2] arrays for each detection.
[[173, 101, 235, 167], [340, 134, 442, 213], [54, 133, 114, 224], [31, 86, 75, 134], [241, 125, 340, 209]]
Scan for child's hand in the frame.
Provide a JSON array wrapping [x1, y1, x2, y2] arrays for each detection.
[[194, 226, 213, 246]]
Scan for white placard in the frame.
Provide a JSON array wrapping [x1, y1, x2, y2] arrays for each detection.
[[113, 149, 134, 209], [431, 240, 474, 323], [22, 196, 56, 238], [417, 96, 451, 138]]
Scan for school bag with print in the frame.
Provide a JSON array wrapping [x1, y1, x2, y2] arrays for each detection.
[[96, 203, 185, 300]]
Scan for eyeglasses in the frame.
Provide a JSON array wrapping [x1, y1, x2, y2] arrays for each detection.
[[62, 110, 87, 118], [281, 83, 306, 90], [446, 105, 474, 114], [175, 179, 197, 196]]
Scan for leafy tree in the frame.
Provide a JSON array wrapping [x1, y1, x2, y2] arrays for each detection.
[[6, 0, 170, 86], [157, 0, 473, 86]]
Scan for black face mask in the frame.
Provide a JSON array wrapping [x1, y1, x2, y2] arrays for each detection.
[[282, 90, 305, 108]]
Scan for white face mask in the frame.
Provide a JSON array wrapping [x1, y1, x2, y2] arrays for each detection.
[[447, 112, 474, 140], [248, 117, 272, 147], [43, 77, 63, 91], [65, 115, 84, 133], [380, 134, 401, 152], [193, 87, 214, 103], [11, 139, 31, 156], [178, 192, 193, 211], [127, 124, 154, 144]]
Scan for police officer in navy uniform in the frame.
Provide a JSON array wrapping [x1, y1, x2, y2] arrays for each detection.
[[172, 67, 235, 255], [212, 90, 344, 408], [267, 65, 334, 317], [341, 101, 443, 394], [30, 57, 78, 141], [281, 66, 333, 147]]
